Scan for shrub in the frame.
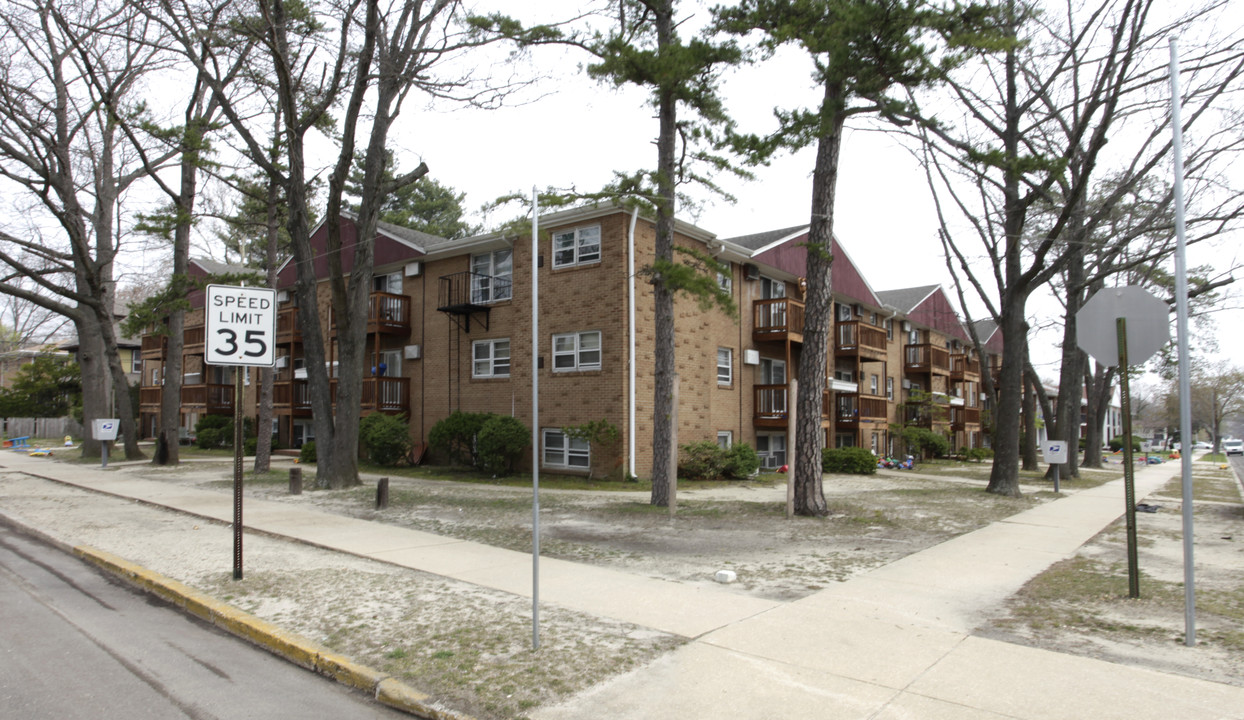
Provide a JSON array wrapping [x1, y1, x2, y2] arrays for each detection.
[[965, 447, 994, 463], [360, 414, 413, 467], [428, 411, 490, 466], [477, 415, 529, 475], [679, 440, 728, 480], [821, 447, 877, 475], [194, 415, 231, 449], [299, 440, 317, 464], [723, 443, 760, 479], [1108, 435, 1143, 452]]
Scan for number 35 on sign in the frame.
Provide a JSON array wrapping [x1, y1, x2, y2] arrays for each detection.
[[205, 284, 278, 368]]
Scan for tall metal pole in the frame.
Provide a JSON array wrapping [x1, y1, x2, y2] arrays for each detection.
[[530, 187, 540, 650], [1117, 318, 1139, 599], [1169, 38, 1196, 646], [233, 367, 244, 580]]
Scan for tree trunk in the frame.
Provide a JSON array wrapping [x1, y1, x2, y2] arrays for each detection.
[[1021, 357, 1039, 471], [986, 302, 1025, 497], [649, 0, 677, 507], [76, 315, 108, 459], [794, 80, 844, 517], [253, 172, 280, 474]]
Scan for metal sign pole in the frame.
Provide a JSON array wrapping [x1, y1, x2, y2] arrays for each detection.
[[1169, 37, 1197, 647], [233, 368, 244, 580], [1117, 317, 1140, 599], [530, 187, 540, 651]]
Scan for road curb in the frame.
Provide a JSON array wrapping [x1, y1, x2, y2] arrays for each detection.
[[70, 543, 475, 720]]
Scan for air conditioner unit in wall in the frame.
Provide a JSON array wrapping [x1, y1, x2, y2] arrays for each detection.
[[902, 321, 911, 332], [275, 356, 288, 369], [743, 263, 759, 281], [902, 379, 912, 389], [404, 344, 422, 360], [276, 290, 290, 303], [405, 261, 422, 277], [743, 349, 760, 365]]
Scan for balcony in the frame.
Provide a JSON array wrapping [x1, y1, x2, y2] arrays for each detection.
[[950, 406, 982, 431], [276, 306, 302, 343], [274, 376, 410, 416], [752, 298, 805, 343], [835, 321, 888, 361], [904, 343, 950, 375], [950, 354, 980, 381], [835, 394, 889, 427], [753, 384, 831, 428], [332, 292, 411, 336], [183, 324, 206, 355], [274, 379, 313, 416], [181, 383, 233, 414], [437, 272, 510, 331], [141, 334, 167, 360], [139, 385, 162, 410]]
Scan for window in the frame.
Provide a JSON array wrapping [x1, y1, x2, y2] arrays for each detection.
[[552, 226, 601, 268], [552, 331, 601, 371], [473, 339, 510, 378], [870, 312, 878, 325], [835, 433, 856, 448], [717, 271, 732, 293], [373, 272, 402, 294], [834, 369, 853, 382], [717, 431, 732, 449], [760, 276, 785, 299], [908, 328, 919, 344], [371, 349, 401, 377], [760, 357, 786, 385], [756, 434, 786, 469], [870, 374, 879, 395], [543, 429, 590, 469], [837, 303, 853, 321], [886, 377, 894, 401], [717, 348, 733, 385], [471, 249, 513, 303], [885, 318, 893, 340]]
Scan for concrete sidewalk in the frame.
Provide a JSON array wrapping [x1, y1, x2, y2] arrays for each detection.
[[3, 451, 1241, 720]]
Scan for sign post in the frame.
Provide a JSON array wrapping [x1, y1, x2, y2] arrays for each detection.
[[92, 418, 119, 469], [1077, 286, 1171, 600], [1042, 440, 1068, 494], [205, 284, 277, 581]]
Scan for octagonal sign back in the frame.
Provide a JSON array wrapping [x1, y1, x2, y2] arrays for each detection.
[[1075, 286, 1170, 367]]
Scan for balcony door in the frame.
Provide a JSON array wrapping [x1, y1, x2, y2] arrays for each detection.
[[760, 357, 786, 385], [373, 271, 402, 295]]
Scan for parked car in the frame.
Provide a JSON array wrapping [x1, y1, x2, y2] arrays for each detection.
[[1193, 441, 1213, 450], [1224, 439, 1244, 456]]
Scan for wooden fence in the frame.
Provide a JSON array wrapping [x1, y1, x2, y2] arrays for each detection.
[[3, 417, 84, 439]]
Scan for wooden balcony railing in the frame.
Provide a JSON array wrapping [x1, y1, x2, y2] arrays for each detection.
[[332, 292, 411, 335], [139, 386, 162, 408], [950, 406, 982, 431], [904, 343, 950, 375], [752, 298, 805, 343], [273, 379, 313, 415], [140, 334, 167, 360], [183, 324, 206, 355], [752, 384, 831, 427], [835, 394, 889, 425], [950, 354, 981, 381], [361, 376, 410, 414], [836, 321, 888, 359], [276, 307, 301, 343], [180, 383, 233, 413]]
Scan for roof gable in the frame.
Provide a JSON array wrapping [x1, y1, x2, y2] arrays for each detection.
[[897, 285, 969, 341], [742, 228, 883, 307], [276, 214, 429, 287]]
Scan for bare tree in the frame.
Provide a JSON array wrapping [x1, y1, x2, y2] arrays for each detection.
[[150, 0, 549, 487], [918, 0, 1244, 495], [0, 0, 170, 458]]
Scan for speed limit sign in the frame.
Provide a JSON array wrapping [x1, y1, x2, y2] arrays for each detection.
[[205, 284, 277, 367]]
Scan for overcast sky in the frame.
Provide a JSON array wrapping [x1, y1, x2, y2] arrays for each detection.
[[371, 11, 1240, 385]]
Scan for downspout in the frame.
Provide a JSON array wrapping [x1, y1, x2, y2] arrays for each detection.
[[628, 207, 639, 479]]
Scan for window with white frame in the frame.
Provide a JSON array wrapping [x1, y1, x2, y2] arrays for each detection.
[[717, 431, 732, 449], [760, 276, 785, 299], [373, 272, 402, 294], [886, 377, 894, 401], [885, 318, 893, 340], [552, 226, 601, 268], [543, 428, 590, 469], [837, 303, 853, 321], [870, 374, 879, 395], [756, 433, 786, 469], [472, 339, 510, 378], [717, 270, 732, 293], [717, 347, 733, 385], [470, 249, 513, 304], [552, 331, 601, 371]]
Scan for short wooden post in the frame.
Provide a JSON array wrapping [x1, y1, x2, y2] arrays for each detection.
[[376, 477, 390, 510], [289, 467, 302, 495]]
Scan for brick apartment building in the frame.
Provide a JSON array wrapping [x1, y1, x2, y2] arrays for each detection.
[[139, 204, 1001, 476]]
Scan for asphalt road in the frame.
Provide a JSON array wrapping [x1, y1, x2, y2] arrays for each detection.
[[0, 521, 409, 720]]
